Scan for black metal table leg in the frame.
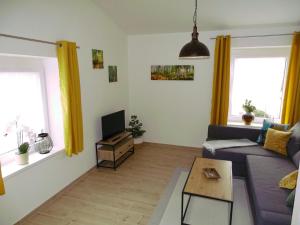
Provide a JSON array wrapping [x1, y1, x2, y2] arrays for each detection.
[[95, 143, 99, 167], [113, 146, 116, 170], [229, 201, 233, 225], [181, 192, 192, 225]]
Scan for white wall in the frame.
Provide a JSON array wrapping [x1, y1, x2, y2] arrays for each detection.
[[0, 0, 129, 224], [128, 25, 300, 147]]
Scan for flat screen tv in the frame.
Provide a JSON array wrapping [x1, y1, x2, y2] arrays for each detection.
[[101, 110, 125, 140]]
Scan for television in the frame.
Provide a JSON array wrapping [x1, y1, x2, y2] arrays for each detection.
[[101, 110, 125, 140]]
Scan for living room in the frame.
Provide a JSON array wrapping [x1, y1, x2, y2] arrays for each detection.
[[0, 0, 299, 225]]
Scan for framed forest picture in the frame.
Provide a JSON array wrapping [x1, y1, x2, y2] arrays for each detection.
[[151, 65, 194, 80], [92, 49, 104, 69], [108, 65, 118, 82]]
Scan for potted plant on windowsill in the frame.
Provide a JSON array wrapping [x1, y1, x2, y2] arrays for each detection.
[[15, 142, 29, 165], [3, 117, 35, 165], [242, 99, 256, 125], [126, 115, 146, 145]]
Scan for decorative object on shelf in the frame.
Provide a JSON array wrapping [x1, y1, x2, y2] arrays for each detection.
[[3, 117, 35, 165], [35, 132, 53, 154], [126, 115, 146, 144], [108, 65, 118, 82], [92, 49, 104, 69], [151, 65, 194, 80], [242, 99, 256, 125], [203, 167, 221, 179], [179, 0, 209, 59], [15, 142, 29, 165]]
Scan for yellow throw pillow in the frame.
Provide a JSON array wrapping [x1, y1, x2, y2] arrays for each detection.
[[263, 128, 292, 156], [279, 170, 298, 189]]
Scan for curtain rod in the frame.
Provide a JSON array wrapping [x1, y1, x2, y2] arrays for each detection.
[[210, 33, 293, 40], [0, 33, 80, 49]]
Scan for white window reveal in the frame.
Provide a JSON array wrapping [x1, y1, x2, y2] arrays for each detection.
[[228, 47, 290, 125], [0, 72, 47, 155]]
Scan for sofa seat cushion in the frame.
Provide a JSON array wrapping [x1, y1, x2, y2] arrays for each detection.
[[203, 145, 282, 164], [246, 155, 295, 225], [203, 145, 284, 176]]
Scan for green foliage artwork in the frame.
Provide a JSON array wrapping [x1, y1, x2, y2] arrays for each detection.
[[92, 49, 104, 69], [151, 65, 194, 80], [108, 66, 118, 82]]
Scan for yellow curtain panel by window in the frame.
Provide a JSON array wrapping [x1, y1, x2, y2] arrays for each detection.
[[0, 163, 5, 195], [57, 41, 84, 156], [281, 32, 300, 126], [210, 35, 231, 125]]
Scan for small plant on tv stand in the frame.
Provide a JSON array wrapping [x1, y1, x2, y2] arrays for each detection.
[[126, 115, 146, 144]]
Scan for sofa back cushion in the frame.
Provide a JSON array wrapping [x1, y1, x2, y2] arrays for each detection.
[[257, 119, 289, 145], [207, 125, 260, 142], [293, 151, 300, 168], [287, 121, 300, 157], [263, 128, 292, 156]]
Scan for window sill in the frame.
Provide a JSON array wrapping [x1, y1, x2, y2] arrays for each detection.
[[227, 121, 262, 128], [1, 146, 64, 180]]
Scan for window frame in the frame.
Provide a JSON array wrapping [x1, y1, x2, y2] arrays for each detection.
[[228, 46, 291, 125]]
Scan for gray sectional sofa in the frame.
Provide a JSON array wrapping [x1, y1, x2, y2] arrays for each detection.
[[203, 123, 300, 225]]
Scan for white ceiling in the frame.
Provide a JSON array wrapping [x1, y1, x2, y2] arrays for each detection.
[[93, 0, 300, 34]]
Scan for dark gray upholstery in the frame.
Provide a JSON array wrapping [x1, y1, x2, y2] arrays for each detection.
[[287, 122, 300, 157], [207, 125, 260, 142], [202, 124, 300, 225], [246, 155, 295, 225], [292, 150, 300, 168], [203, 145, 282, 177]]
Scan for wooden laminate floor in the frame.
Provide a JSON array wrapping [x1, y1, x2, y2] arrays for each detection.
[[17, 143, 201, 225]]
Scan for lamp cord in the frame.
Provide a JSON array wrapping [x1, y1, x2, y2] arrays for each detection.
[[193, 0, 198, 26]]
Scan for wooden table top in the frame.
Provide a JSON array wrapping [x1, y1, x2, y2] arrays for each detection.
[[97, 132, 131, 146], [184, 157, 233, 202]]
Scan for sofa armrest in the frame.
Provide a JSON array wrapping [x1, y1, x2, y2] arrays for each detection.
[[207, 125, 260, 142]]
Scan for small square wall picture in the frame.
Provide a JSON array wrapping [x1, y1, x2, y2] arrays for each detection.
[[108, 65, 118, 82], [92, 49, 104, 69]]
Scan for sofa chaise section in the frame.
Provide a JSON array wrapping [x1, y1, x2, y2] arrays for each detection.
[[246, 155, 295, 225]]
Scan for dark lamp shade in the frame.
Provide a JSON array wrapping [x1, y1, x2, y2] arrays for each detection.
[[179, 39, 210, 59]]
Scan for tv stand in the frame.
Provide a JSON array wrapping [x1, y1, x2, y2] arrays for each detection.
[[95, 132, 134, 170]]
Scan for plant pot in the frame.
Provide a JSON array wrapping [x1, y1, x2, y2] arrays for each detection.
[[134, 136, 144, 145], [242, 113, 254, 125], [15, 152, 29, 165]]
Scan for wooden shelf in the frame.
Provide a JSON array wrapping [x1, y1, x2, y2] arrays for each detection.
[[97, 131, 131, 146], [95, 132, 134, 170]]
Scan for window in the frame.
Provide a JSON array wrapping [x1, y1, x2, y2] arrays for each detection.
[[0, 72, 48, 155], [228, 47, 290, 125]]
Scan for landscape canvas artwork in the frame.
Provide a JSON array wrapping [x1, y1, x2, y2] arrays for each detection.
[[108, 65, 118, 82], [151, 65, 194, 80], [92, 49, 104, 69]]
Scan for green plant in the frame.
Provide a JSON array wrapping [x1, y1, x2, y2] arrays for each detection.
[[18, 142, 29, 154], [126, 115, 146, 138], [242, 99, 256, 114], [254, 109, 270, 118]]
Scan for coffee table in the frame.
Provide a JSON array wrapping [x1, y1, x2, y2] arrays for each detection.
[[181, 157, 233, 225]]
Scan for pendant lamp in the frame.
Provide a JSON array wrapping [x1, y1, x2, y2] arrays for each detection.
[[179, 0, 210, 59]]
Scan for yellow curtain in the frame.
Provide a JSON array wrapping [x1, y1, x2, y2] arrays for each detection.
[[281, 32, 300, 126], [210, 35, 231, 125], [57, 41, 84, 156], [0, 163, 5, 195]]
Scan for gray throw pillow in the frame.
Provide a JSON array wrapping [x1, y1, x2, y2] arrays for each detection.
[[287, 122, 300, 157], [293, 151, 300, 168], [286, 189, 296, 208]]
